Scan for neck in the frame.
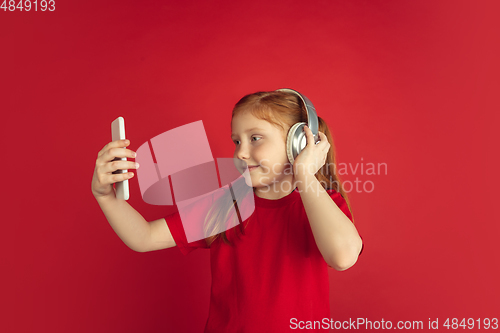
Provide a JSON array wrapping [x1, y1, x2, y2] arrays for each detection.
[[253, 175, 301, 200]]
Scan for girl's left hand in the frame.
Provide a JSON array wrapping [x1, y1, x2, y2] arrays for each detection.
[[292, 125, 330, 178]]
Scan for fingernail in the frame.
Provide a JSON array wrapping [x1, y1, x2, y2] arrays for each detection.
[[135, 162, 140, 169]]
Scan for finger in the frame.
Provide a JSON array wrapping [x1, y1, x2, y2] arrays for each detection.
[[106, 160, 139, 174], [304, 125, 315, 147], [317, 132, 329, 146], [109, 171, 135, 184], [98, 140, 131, 158], [310, 130, 323, 146], [99, 139, 129, 156], [103, 147, 137, 163], [111, 139, 130, 148], [95, 164, 135, 186]]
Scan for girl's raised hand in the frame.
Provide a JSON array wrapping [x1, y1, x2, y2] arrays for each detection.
[[292, 126, 330, 179], [91, 139, 139, 200]]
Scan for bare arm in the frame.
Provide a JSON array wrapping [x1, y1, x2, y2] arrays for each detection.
[[95, 195, 176, 252], [296, 174, 363, 271], [293, 127, 363, 271], [92, 139, 176, 252]]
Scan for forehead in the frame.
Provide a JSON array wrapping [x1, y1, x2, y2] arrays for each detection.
[[231, 111, 275, 136]]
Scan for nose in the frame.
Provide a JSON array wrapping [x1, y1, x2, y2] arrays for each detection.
[[235, 142, 250, 162]]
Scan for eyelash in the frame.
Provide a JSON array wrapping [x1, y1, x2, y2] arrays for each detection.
[[233, 137, 261, 145]]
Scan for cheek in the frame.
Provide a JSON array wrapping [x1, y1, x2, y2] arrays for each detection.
[[254, 143, 287, 165], [260, 157, 288, 175], [250, 145, 265, 160]]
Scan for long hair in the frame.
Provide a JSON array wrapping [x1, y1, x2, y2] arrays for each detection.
[[203, 90, 354, 247]]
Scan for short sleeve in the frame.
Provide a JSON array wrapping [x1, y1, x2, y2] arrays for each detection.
[[326, 189, 364, 256], [164, 210, 210, 256]]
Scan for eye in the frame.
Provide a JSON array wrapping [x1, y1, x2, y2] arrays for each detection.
[[233, 136, 261, 145]]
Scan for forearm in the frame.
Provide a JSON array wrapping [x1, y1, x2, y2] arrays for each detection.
[[296, 174, 363, 270], [95, 193, 150, 252]]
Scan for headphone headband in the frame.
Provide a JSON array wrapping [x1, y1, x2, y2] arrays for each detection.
[[275, 88, 319, 141], [275, 88, 320, 165]]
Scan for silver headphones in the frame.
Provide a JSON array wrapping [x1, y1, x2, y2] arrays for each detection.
[[275, 88, 319, 165]]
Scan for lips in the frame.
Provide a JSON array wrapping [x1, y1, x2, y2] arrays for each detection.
[[243, 165, 259, 172]]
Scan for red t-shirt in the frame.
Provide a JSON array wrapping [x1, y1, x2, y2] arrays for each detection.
[[165, 187, 364, 333]]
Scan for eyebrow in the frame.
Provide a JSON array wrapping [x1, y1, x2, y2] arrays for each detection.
[[230, 127, 265, 138]]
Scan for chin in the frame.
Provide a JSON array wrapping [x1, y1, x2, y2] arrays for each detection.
[[242, 173, 260, 187]]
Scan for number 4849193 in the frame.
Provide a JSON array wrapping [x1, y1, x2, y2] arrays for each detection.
[[1, 0, 55, 11]]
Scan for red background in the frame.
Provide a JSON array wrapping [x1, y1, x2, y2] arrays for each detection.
[[1, 0, 499, 332]]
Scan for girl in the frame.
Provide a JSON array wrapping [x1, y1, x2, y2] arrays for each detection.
[[91, 89, 364, 333]]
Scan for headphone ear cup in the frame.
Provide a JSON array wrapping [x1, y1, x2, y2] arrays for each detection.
[[286, 122, 306, 165]]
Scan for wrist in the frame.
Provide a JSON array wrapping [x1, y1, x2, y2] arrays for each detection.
[[293, 163, 317, 181], [93, 189, 117, 204], [294, 172, 317, 191], [294, 169, 315, 182]]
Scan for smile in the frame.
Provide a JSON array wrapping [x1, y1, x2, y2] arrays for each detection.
[[247, 165, 259, 172]]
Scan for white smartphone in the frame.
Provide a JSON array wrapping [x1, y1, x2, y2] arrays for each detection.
[[111, 116, 130, 200]]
